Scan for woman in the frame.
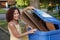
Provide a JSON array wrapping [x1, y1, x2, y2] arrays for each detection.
[[6, 7, 36, 40]]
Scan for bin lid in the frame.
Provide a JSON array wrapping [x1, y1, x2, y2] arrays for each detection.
[[33, 9, 60, 24]]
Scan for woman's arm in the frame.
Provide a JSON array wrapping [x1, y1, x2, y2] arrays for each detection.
[[8, 22, 36, 38]]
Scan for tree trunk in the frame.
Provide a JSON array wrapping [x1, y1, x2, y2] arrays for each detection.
[[29, 0, 40, 9]]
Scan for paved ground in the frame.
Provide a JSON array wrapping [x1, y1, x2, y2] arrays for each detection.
[[0, 14, 6, 20], [0, 29, 9, 40]]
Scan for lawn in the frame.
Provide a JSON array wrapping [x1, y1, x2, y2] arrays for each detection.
[[0, 20, 8, 30], [0, 8, 7, 14]]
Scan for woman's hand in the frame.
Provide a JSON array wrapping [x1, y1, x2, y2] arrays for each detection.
[[26, 6, 35, 10], [23, 6, 35, 12], [28, 29, 37, 34]]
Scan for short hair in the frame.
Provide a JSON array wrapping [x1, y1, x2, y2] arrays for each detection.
[[6, 7, 20, 22]]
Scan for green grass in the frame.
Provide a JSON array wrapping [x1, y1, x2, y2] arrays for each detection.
[[49, 12, 60, 20], [0, 20, 8, 30], [0, 8, 7, 14]]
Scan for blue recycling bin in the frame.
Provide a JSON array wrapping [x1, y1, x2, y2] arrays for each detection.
[[28, 9, 60, 40], [28, 29, 60, 40]]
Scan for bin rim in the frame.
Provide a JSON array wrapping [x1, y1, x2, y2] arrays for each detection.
[[32, 9, 60, 24]]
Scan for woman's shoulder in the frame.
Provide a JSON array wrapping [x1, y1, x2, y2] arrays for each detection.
[[8, 21, 14, 27], [8, 21, 16, 30]]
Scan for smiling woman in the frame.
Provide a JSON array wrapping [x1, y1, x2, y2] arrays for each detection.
[[6, 7, 37, 40]]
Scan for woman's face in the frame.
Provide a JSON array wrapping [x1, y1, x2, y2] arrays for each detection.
[[13, 9, 20, 21]]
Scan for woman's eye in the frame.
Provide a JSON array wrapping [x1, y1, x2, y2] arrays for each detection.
[[14, 13, 15, 14], [17, 13, 19, 14]]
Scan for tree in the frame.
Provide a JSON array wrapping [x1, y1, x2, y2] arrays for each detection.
[[23, 0, 29, 6], [29, 0, 40, 9]]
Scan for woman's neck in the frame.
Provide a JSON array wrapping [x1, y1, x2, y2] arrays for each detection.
[[12, 20, 19, 25]]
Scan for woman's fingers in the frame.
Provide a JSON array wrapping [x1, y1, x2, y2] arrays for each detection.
[[29, 29, 37, 34], [27, 6, 35, 10]]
